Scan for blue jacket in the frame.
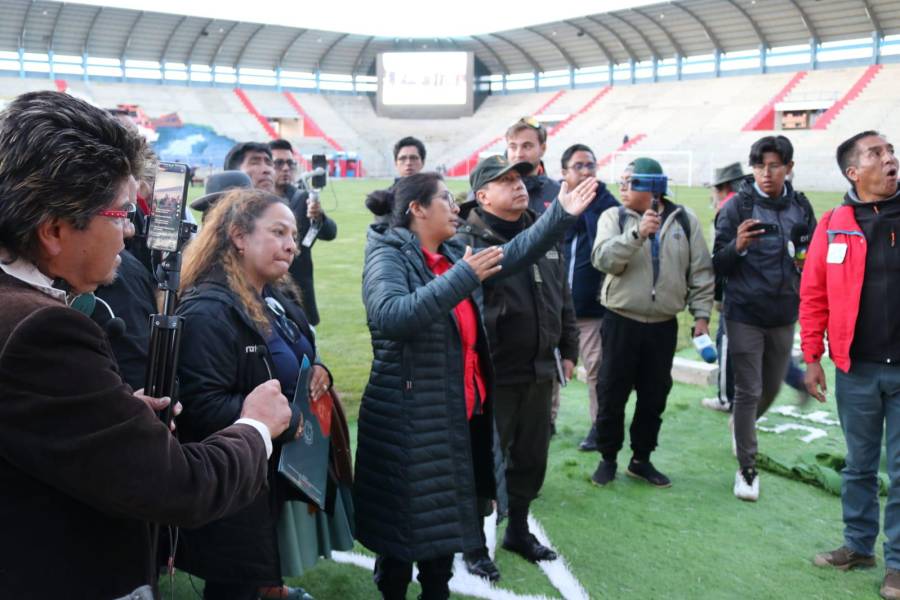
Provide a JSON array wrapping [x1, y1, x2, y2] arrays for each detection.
[[563, 182, 620, 318]]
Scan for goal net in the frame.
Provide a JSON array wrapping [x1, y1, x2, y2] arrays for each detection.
[[608, 150, 694, 189]]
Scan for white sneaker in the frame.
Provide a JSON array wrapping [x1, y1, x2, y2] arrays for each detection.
[[734, 468, 760, 502], [701, 397, 731, 413], [729, 415, 737, 457]]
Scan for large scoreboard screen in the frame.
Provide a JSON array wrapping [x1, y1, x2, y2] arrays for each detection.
[[376, 52, 474, 118]]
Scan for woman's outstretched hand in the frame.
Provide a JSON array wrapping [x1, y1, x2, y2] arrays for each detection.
[[463, 245, 504, 281], [557, 177, 599, 216]]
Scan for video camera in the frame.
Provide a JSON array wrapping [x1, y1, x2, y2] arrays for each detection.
[[630, 173, 668, 196]]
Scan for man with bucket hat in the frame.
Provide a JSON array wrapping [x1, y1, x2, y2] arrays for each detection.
[[701, 161, 747, 414], [190, 170, 253, 217]]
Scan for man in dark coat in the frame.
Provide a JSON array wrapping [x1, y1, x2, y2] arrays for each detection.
[[270, 139, 337, 326], [456, 156, 578, 576], [558, 144, 620, 452], [0, 90, 291, 599]]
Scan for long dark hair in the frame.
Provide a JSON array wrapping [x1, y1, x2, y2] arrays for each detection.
[[365, 172, 444, 228]]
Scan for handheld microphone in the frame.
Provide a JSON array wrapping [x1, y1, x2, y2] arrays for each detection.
[[790, 223, 811, 268]]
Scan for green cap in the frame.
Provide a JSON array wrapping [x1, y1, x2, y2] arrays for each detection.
[[469, 155, 533, 192], [630, 157, 664, 176]]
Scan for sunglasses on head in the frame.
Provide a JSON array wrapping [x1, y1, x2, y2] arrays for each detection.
[[518, 116, 543, 130]]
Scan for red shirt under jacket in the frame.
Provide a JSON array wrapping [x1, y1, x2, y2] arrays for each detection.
[[421, 247, 486, 420]]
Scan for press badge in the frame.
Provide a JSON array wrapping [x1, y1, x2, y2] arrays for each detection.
[[826, 242, 847, 264]]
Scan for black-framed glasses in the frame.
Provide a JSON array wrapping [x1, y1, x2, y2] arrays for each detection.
[[265, 296, 301, 343]]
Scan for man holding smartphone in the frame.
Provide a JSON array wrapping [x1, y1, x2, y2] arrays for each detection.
[[713, 135, 816, 502], [269, 139, 337, 327]]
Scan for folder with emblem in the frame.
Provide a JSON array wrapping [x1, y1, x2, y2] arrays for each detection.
[[277, 355, 333, 509]]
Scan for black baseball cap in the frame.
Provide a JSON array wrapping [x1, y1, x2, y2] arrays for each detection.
[[469, 154, 533, 192]]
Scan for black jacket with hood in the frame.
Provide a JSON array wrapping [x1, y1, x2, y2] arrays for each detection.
[[713, 179, 816, 328]]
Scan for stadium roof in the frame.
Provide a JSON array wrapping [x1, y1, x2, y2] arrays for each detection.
[[3, 0, 899, 76]]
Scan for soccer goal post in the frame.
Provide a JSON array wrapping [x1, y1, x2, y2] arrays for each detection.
[[608, 150, 694, 188]]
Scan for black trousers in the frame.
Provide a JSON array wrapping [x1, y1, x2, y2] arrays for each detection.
[[593, 312, 678, 460], [493, 380, 553, 510], [374, 554, 454, 600]]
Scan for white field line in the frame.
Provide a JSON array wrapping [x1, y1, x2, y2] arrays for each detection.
[[757, 421, 828, 443], [769, 405, 840, 426], [527, 515, 590, 600], [331, 513, 590, 600]]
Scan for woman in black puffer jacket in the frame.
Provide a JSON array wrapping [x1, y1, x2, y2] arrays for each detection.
[[175, 189, 352, 600], [356, 167, 597, 599]]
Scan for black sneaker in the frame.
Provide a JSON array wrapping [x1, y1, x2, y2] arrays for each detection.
[[626, 459, 672, 488], [502, 528, 558, 563], [591, 460, 617, 486], [578, 425, 599, 452], [463, 548, 500, 582]]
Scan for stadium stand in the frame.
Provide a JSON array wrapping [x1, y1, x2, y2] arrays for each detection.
[[2, 63, 899, 190]]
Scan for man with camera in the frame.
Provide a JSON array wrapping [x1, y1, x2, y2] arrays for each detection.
[[0, 91, 293, 598], [590, 157, 714, 488], [802, 131, 900, 599], [269, 139, 337, 326], [713, 135, 816, 502]]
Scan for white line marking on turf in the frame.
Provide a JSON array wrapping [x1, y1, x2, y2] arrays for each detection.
[[769, 405, 840, 426], [528, 515, 590, 600], [757, 422, 828, 443], [331, 513, 589, 600]]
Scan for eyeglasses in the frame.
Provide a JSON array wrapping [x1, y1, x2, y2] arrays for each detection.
[[98, 201, 137, 225], [274, 159, 297, 170], [752, 163, 786, 174], [568, 161, 597, 172], [265, 296, 301, 344], [431, 191, 456, 206]]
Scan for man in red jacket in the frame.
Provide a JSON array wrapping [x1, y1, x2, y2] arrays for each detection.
[[801, 130, 900, 600]]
